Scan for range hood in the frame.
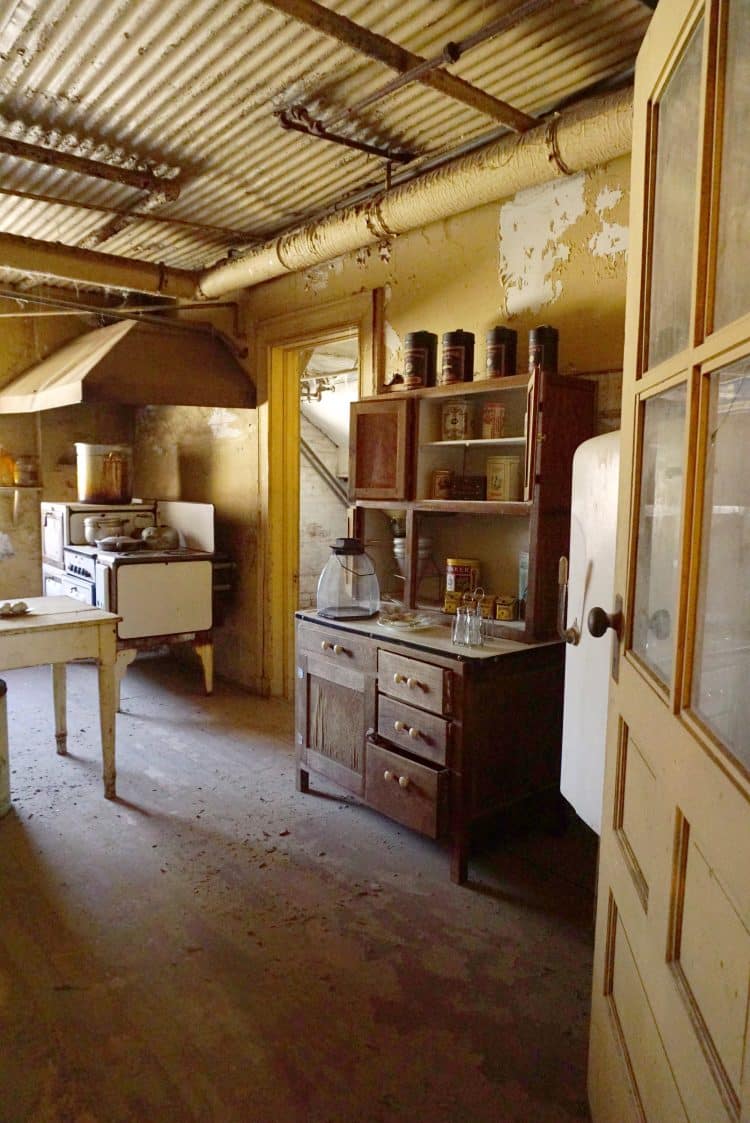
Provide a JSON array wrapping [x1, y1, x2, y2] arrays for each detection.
[[0, 318, 255, 413]]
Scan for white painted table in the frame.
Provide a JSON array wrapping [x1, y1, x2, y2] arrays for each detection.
[[0, 596, 120, 802]]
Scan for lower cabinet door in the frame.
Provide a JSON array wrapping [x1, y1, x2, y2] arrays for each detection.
[[365, 739, 449, 839]]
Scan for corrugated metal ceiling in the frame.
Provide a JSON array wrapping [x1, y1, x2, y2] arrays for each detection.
[[0, 0, 652, 285]]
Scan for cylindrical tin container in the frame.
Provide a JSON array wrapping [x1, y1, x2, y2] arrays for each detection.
[[403, 330, 438, 389], [485, 326, 517, 378], [432, 469, 453, 499], [528, 325, 559, 376], [439, 330, 475, 385], [446, 557, 480, 593], [441, 400, 470, 440], [75, 443, 133, 504], [481, 402, 506, 439], [486, 455, 522, 500]]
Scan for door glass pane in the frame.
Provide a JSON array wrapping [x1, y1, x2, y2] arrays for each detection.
[[647, 20, 703, 369], [713, 0, 750, 330], [632, 384, 688, 686], [692, 359, 750, 768]]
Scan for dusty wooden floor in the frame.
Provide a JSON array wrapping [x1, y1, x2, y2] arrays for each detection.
[[0, 655, 597, 1123]]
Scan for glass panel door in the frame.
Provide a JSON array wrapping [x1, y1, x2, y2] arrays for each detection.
[[691, 358, 750, 766]]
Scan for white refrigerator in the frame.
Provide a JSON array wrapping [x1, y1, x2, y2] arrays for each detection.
[[560, 430, 620, 835]]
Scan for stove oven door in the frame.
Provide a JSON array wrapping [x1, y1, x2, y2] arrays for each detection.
[[104, 558, 212, 640]]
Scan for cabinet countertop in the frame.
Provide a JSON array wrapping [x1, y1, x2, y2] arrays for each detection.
[[295, 610, 559, 662]]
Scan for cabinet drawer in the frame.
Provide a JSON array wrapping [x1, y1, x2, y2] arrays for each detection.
[[378, 650, 449, 715], [365, 740, 449, 839], [297, 622, 375, 674], [377, 695, 449, 767]]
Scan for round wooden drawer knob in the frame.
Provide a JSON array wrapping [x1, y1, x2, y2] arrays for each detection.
[[393, 672, 404, 684], [406, 677, 418, 689], [398, 775, 411, 789], [333, 644, 344, 655], [394, 720, 406, 732], [407, 727, 419, 740], [384, 769, 395, 782], [321, 640, 330, 650]]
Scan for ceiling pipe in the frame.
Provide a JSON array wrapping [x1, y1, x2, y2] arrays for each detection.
[[196, 86, 633, 300], [259, 0, 534, 132]]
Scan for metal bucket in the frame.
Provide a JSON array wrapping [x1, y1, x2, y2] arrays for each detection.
[[75, 443, 133, 504]]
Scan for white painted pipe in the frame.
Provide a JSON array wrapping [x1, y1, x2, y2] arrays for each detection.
[[196, 87, 633, 299]]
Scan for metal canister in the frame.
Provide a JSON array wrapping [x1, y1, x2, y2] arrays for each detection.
[[446, 557, 480, 593], [432, 469, 453, 499], [485, 326, 517, 378], [403, 330, 437, 389], [441, 400, 470, 440], [486, 455, 522, 501], [528, 325, 559, 376], [439, 330, 475, 385], [481, 402, 506, 439]]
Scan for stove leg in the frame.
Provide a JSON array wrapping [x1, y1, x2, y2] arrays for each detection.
[[194, 640, 214, 695], [114, 648, 137, 711], [52, 663, 67, 755]]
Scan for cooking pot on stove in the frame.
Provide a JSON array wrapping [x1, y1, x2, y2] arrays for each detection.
[[96, 535, 144, 553], [141, 525, 180, 551], [84, 514, 127, 544]]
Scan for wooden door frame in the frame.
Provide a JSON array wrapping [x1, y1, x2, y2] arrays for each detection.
[[254, 290, 384, 698]]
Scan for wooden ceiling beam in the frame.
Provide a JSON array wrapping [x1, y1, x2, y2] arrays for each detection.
[[260, 0, 536, 132]]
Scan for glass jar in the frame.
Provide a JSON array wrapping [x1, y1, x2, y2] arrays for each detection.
[[316, 538, 380, 620]]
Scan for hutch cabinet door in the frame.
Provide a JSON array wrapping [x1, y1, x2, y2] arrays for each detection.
[[349, 397, 414, 500]]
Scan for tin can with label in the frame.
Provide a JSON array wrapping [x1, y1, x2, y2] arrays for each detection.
[[403, 330, 437, 389], [439, 330, 475, 385], [528, 324, 558, 376], [446, 557, 480, 593], [486, 455, 522, 501], [481, 402, 506, 439], [485, 326, 517, 378], [441, 400, 470, 441], [432, 469, 453, 500]]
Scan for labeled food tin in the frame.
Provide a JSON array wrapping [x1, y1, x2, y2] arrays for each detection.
[[441, 400, 470, 440], [443, 589, 464, 614], [485, 326, 517, 378], [403, 330, 438, 389], [528, 324, 559, 376], [439, 330, 475, 385], [486, 455, 521, 501], [481, 402, 506, 439], [495, 594, 518, 621], [432, 469, 453, 500], [446, 557, 480, 593], [476, 592, 496, 619]]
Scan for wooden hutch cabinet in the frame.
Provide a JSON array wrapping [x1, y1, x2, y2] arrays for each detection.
[[296, 366, 595, 883]]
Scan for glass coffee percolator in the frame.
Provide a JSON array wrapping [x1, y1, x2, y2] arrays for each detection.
[[316, 538, 380, 620]]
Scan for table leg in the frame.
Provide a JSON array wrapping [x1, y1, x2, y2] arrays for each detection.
[[52, 663, 67, 755], [194, 640, 214, 695], [97, 660, 117, 800], [114, 648, 138, 711]]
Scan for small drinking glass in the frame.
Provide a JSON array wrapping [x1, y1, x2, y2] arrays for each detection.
[[452, 605, 469, 645]]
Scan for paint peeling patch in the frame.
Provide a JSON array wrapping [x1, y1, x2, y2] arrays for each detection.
[[589, 186, 629, 259], [206, 408, 244, 440], [499, 175, 586, 316], [0, 533, 14, 560], [303, 257, 344, 293], [385, 321, 401, 359]]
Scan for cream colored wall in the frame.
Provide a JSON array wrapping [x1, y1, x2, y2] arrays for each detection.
[[245, 156, 631, 694]]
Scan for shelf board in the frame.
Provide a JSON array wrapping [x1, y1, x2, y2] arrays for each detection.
[[420, 436, 525, 448], [373, 374, 529, 401], [0, 485, 42, 492], [415, 499, 531, 515]]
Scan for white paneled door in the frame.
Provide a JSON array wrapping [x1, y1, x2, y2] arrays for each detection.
[[588, 2, 750, 1121]]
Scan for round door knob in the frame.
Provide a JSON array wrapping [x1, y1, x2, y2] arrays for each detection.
[[332, 644, 344, 655], [394, 720, 406, 732], [407, 727, 419, 740], [398, 775, 411, 789], [383, 770, 395, 782], [587, 606, 623, 638]]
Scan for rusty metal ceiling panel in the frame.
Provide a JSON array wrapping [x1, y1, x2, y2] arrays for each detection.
[[0, 0, 652, 288]]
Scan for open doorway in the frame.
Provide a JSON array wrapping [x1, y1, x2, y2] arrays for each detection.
[[297, 335, 358, 611]]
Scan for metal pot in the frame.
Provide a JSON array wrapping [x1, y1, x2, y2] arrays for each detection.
[[141, 525, 180, 550], [96, 535, 144, 553], [83, 514, 127, 545]]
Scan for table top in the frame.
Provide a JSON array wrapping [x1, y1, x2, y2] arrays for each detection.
[[0, 596, 119, 635]]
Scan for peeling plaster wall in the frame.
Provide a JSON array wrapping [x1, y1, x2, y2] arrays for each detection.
[[133, 404, 259, 687], [246, 156, 631, 417]]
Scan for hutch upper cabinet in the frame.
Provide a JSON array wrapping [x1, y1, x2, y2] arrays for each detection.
[[349, 371, 596, 642]]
